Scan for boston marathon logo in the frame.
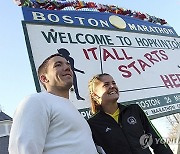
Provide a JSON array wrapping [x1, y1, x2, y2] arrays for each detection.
[[109, 15, 127, 29], [23, 7, 177, 36]]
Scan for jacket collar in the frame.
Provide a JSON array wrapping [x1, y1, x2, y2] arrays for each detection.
[[118, 103, 128, 113], [99, 103, 128, 115]]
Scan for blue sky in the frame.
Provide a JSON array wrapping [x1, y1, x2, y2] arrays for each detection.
[[1, 0, 180, 138]]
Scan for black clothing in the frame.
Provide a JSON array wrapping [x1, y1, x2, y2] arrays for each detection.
[[88, 104, 173, 154]]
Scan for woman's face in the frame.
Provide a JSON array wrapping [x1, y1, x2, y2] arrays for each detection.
[[93, 75, 119, 105]]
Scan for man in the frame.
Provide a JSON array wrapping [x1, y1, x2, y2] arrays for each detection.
[[9, 53, 97, 154]]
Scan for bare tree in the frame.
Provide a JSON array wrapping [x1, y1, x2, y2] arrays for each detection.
[[176, 124, 180, 154], [167, 114, 180, 154]]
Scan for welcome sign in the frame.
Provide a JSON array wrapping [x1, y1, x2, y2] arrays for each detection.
[[22, 7, 180, 119]]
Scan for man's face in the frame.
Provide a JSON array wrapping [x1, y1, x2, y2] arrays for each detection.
[[94, 75, 119, 105], [44, 56, 73, 90]]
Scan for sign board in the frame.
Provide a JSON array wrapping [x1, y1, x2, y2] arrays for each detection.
[[22, 7, 180, 119], [22, 8, 178, 37]]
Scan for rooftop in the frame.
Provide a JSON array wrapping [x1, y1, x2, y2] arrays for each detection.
[[0, 111, 12, 122]]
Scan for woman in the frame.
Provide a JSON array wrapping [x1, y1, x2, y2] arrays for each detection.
[[87, 73, 173, 154]]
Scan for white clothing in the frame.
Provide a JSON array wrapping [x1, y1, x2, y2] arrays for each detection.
[[9, 92, 97, 154]]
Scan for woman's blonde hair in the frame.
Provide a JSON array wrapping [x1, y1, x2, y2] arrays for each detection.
[[88, 73, 110, 114]]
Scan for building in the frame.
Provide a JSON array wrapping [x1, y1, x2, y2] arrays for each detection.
[[0, 110, 12, 154]]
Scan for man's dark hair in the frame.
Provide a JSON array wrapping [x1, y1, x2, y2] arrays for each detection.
[[38, 53, 64, 89]]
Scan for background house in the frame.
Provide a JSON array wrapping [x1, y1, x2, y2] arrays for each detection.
[[0, 109, 12, 154]]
